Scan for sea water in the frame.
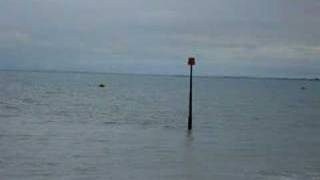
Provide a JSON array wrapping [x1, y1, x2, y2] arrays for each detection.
[[0, 71, 319, 180]]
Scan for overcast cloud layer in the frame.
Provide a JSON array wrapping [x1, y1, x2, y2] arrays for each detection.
[[1, 0, 320, 77]]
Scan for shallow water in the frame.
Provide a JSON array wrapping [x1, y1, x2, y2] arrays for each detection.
[[0, 71, 320, 180]]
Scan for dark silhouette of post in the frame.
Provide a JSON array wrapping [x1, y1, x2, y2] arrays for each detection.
[[188, 57, 195, 130]]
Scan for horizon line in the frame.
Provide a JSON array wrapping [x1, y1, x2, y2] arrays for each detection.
[[0, 68, 319, 81]]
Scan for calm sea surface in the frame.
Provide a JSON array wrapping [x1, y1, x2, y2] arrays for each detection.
[[0, 71, 320, 180]]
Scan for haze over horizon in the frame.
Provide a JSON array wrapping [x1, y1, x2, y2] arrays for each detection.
[[1, 0, 320, 78]]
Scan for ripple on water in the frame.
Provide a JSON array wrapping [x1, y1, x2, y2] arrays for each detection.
[[103, 121, 118, 125], [15, 134, 34, 140], [1, 105, 21, 117], [163, 125, 176, 129], [73, 103, 90, 107], [0, 101, 8, 105], [21, 98, 38, 104], [258, 171, 317, 180], [45, 90, 62, 95], [3, 104, 20, 111], [35, 103, 49, 107], [54, 110, 71, 117], [46, 162, 59, 167], [0, 114, 18, 118]]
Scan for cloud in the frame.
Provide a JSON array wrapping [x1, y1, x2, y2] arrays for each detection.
[[0, 31, 32, 46], [0, 0, 320, 77]]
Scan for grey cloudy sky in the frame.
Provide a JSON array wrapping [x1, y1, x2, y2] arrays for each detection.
[[0, 0, 320, 77]]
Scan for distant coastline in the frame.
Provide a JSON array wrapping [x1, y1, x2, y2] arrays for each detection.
[[0, 68, 319, 82]]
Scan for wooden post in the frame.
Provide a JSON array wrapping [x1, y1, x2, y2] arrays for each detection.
[[188, 57, 195, 130]]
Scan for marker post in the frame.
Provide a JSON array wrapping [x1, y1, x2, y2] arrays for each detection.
[[187, 57, 195, 130]]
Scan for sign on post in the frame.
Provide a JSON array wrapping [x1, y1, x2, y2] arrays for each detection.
[[188, 57, 195, 66]]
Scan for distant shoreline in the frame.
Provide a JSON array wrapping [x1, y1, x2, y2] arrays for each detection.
[[0, 68, 319, 82]]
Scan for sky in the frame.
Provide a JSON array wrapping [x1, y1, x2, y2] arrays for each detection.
[[0, 0, 320, 78]]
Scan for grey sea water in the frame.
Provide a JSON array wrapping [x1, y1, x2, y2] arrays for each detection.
[[0, 70, 320, 180]]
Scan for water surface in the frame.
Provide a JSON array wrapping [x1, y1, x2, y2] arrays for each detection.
[[0, 71, 319, 180]]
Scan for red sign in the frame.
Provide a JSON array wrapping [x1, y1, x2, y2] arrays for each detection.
[[188, 57, 195, 66]]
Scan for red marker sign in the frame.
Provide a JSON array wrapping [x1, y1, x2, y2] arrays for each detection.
[[188, 57, 195, 66]]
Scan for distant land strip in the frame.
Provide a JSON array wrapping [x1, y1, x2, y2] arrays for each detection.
[[0, 68, 319, 82]]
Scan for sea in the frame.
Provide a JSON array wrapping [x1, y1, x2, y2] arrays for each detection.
[[0, 70, 319, 180]]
